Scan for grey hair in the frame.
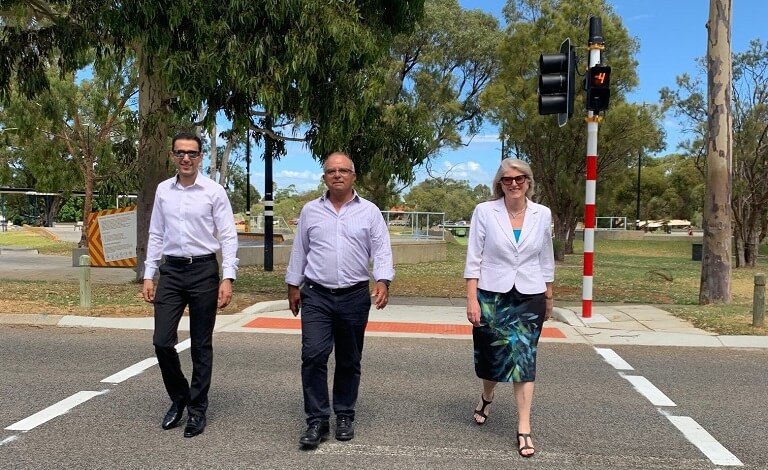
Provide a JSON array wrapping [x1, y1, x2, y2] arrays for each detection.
[[491, 158, 535, 199]]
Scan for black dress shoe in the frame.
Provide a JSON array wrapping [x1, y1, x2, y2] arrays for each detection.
[[161, 401, 186, 430], [299, 421, 329, 448], [335, 416, 354, 441], [183, 415, 206, 438]]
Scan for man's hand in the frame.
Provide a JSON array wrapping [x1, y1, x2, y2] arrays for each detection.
[[288, 285, 301, 317], [372, 281, 389, 310], [142, 279, 155, 303], [218, 279, 233, 309]]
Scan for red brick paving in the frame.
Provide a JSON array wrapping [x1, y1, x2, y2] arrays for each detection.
[[243, 317, 566, 338]]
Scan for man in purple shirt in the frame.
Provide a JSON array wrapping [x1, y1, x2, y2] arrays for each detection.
[[142, 132, 239, 438], [286, 152, 394, 449]]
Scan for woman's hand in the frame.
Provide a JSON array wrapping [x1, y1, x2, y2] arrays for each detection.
[[467, 298, 481, 326]]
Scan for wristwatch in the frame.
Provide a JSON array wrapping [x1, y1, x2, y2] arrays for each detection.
[[378, 279, 391, 289]]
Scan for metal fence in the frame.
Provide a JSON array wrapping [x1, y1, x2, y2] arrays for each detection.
[[381, 211, 446, 240]]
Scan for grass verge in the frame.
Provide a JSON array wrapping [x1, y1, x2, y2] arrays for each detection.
[[0, 231, 766, 336]]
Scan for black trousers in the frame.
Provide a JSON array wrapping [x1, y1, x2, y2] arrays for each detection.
[[152, 258, 219, 417], [300, 280, 371, 424]]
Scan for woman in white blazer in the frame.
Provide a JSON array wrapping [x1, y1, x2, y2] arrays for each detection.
[[464, 158, 554, 458]]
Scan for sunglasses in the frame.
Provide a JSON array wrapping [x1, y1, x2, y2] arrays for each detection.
[[501, 175, 528, 185], [172, 150, 201, 159]]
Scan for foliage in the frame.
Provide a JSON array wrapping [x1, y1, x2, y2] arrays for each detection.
[[343, 0, 503, 208], [484, 0, 664, 259], [404, 177, 489, 221], [661, 39, 768, 268]]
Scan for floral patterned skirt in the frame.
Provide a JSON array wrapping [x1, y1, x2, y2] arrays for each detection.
[[473, 287, 546, 383]]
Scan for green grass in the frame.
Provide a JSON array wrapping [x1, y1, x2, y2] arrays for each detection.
[[0, 230, 766, 335], [0, 230, 76, 255]]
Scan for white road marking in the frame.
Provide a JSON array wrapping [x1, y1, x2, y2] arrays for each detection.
[[175, 338, 191, 352], [102, 338, 190, 384], [101, 357, 159, 384], [0, 435, 18, 446], [595, 347, 634, 370], [5, 390, 109, 431], [621, 374, 676, 407], [667, 416, 744, 466]]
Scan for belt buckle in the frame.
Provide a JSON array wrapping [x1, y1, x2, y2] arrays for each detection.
[[185, 256, 193, 264], [329, 287, 338, 294]]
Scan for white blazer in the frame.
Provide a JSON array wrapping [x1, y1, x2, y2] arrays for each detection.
[[463, 198, 555, 294]]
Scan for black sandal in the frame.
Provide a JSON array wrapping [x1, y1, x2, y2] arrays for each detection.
[[473, 394, 492, 425], [517, 433, 535, 457]]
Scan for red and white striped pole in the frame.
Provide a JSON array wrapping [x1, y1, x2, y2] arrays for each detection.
[[581, 18, 606, 319]]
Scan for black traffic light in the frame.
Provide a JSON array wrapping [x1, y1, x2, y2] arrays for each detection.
[[586, 65, 611, 113], [538, 38, 576, 127]]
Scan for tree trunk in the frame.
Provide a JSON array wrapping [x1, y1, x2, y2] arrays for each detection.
[[699, 0, 733, 304], [135, 48, 170, 281], [79, 155, 96, 248], [208, 119, 218, 180], [218, 137, 236, 186]]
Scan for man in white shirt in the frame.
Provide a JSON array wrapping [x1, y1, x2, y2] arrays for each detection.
[[142, 132, 239, 438]]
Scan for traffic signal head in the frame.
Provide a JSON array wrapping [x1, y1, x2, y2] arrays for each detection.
[[586, 65, 611, 113], [538, 38, 576, 126]]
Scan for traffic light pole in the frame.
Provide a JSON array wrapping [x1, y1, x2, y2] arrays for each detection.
[[581, 17, 605, 319]]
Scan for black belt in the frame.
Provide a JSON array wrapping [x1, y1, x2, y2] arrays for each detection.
[[165, 254, 216, 265], [305, 279, 369, 295]]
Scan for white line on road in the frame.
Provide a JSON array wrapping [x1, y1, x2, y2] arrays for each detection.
[[102, 338, 190, 384], [5, 390, 109, 431], [175, 338, 191, 352], [594, 347, 634, 370], [667, 416, 744, 466], [0, 435, 18, 446], [621, 374, 676, 407], [101, 357, 159, 384]]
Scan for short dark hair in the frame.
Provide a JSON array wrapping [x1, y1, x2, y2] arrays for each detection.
[[172, 132, 202, 152]]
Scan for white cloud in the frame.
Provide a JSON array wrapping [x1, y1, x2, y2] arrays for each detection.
[[278, 170, 322, 180], [464, 133, 500, 145]]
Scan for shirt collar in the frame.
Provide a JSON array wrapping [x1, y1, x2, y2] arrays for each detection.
[[320, 189, 360, 203]]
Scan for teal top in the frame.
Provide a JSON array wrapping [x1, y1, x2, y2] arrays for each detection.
[[513, 229, 521, 242]]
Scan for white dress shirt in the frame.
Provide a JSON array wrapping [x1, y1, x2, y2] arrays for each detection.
[[285, 191, 394, 288], [144, 172, 239, 280]]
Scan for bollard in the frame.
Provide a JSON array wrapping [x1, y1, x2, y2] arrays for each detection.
[[753, 273, 765, 328], [79, 255, 91, 309]]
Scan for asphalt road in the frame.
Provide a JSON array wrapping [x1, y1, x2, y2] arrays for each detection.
[[2, 326, 767, 469]]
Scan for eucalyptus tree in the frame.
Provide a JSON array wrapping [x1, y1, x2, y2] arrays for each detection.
[[662, 38, 768, 270], [0, 58, 138, 245], [1, 0, 423, 278], [483, 0, 664, 260], [341, 0, 502, 208]]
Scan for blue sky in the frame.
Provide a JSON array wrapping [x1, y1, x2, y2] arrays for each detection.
[[248, 0, 767, 197]]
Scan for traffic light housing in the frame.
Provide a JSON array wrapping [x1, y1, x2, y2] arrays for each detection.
[[586, 65, 611, 113], [538, 38, 576, 127]]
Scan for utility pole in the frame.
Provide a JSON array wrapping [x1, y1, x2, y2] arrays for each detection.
[[263, 117, 274, 272], [245, 129, 251, 219], [635, 151, 641, 229]]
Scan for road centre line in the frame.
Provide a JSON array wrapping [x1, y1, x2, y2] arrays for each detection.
[[595, 347, 634, 370], [5, 390, 109, 431], [101, 357, 158, 384], [102, 338, 190, 384], [667, 416, 743, 466], [620, 374, 677, 407]]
